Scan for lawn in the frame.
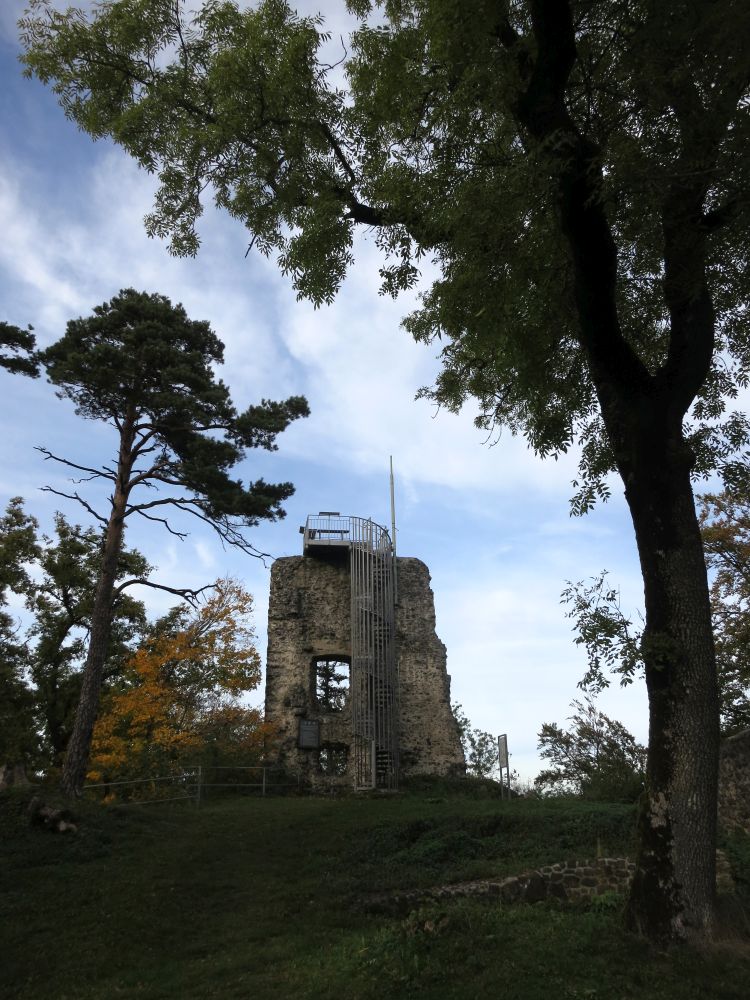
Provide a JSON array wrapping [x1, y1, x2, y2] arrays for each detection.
[[1, 782, 748, 999]]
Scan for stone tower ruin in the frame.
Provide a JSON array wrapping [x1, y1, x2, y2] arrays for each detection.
[[265, 513, 465, 789]]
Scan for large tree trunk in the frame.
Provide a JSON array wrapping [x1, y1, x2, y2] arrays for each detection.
[[513, 1, 720, 938], [619, 434, 719, 939], [60, 505, 125, 797], [61, 413, 135, 798]]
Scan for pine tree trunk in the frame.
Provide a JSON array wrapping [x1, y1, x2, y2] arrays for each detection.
[[61, 413, 135, 798], [621, 435, 719, 939], [60, 505, 125, 797]]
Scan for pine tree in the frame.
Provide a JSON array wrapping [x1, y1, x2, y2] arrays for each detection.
[[37, 289, 307, 795]]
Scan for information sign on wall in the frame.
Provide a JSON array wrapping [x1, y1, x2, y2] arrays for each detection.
[[298, 719, 321, 749]]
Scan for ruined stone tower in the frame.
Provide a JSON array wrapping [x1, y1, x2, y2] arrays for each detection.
[[265, 513, 465, 789]]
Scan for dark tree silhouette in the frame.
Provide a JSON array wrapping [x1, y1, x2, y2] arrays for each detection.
[[37, 289, 308, 795]]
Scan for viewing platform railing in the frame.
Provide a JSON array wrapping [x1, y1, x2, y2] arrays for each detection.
[[300, 513, 352, 553]]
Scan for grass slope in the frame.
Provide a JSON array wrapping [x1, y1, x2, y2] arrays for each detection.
[[1, 782, 749, 999]]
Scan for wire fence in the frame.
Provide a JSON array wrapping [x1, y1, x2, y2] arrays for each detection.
[[83, 765, 301, 807]]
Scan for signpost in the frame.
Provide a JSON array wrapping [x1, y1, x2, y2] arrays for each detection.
[[497, 733, 511, 799]]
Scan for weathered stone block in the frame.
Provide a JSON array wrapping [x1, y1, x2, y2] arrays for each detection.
[[523, 873, 548, 903], [499, 877, 521, 902], [719, 729, 750, 834]]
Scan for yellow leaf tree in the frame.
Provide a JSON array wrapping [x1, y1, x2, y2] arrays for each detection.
[[89, 579, 273, 790]]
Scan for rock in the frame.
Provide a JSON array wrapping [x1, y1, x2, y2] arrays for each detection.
[[498, 877, 522, 903], [27, 796, 78, 834], [523, 872, 548, 903], [547, 880, 568, 901]]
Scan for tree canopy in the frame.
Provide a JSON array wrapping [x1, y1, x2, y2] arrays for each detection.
[[20, 0, 750, 941], [39, 287, 308, 552], [452, 702, 499, 780], [89, 578, 270, 792], [699, 491, 750, 734], [563, 486, 750, 736], [536, 698, 646, 802], [0, 499, 43, 774], [19, 0, 750, 495], [0, 322, 38, 378], [0, 498, 150, 774], [35, 288, 307, 796], [28, 512, 149, 768]]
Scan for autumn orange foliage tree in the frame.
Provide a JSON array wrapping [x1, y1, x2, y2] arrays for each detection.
[[89, 579, 273, 790]]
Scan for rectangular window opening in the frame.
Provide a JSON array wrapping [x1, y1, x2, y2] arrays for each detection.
[[313, 657, 350, 712], [319, 743, 349, 776]]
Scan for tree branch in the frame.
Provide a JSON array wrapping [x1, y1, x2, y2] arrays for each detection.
[[172, 501, 271, 561], [40, 486, 108, 525], [35, 446, 116, 483], [125, 494, 194, 515], [113, 577, 213, 606], [513, 0, 651, 402], [126, 459, 173, 491], [131, 507, 188, 539], [703, 196, 742, 232]]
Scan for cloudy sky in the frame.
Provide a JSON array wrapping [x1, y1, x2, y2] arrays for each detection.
[[1, 1, 653, 781]]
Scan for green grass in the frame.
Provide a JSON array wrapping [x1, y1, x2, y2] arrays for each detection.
[[1, 784, 749, 999]]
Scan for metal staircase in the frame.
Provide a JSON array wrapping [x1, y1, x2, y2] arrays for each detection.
[[350, 516, 398, 790], [302, 513, 398, 790]]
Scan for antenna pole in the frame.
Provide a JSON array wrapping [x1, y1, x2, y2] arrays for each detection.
[[390, 456, 398, 604]]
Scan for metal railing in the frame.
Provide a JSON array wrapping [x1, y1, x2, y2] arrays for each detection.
[[194, 766, 301, 802], [83, 766, 301, 806], [83, 769, 200, 806], [301, 513, 352, 550]]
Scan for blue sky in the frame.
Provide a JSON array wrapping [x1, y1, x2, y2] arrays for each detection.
[[1, 1, 652, 781]]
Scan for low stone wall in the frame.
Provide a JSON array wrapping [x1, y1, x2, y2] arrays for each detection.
[[368, 852, 735, 914], [536, 857, 636, 900], [366, 857, 636, 914], [719, 728, 750, 835]]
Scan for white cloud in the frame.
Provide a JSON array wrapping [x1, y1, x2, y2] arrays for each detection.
[[192, 539, 219, 573]]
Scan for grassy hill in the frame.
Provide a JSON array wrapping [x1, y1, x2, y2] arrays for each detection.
[[1, 780, 749, 999]]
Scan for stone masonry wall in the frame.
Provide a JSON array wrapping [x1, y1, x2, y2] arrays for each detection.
[[371, 851, 735, 914], [719, 728, 750, 834], [373, 858, 637, 914], [396, 558, 465, 777], [265, 555, 352, 785], [265, 552, 465, 786]]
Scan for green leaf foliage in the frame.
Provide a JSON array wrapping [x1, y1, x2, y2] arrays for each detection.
[[39, 288, 309, 541], [699, 489, 750, 734], [536, 697, 646, 802], [0, 500, 42, 769], [452, 702, 499, 779], [0, 322, 38, 377], [29, 513, 150, 768], [0, 498, 150, 771], [563, 486, 750, 736], [561, 571, 643, 694], [20, 0, 750, 492]]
